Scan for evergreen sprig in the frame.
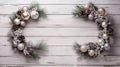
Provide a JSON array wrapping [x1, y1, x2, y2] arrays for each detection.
[[73, 43, 96, 58], [9, 13, 17, 24], [89, 2, 98, 10], [28, 41, 48, 59], [72, 5, 84, 17], [73, 2, 98, 17]]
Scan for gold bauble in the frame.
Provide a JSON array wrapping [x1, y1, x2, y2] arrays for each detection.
[[97, 8, 105, 15], [88, 50, 95, 56], [21, 11, 30, 20]]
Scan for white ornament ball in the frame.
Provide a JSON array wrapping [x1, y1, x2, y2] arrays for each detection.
[[22, 6, 29, 11], [21, 11, 30, 20], [102, 21, 107, 28], [80, 45, 88, 52], [88, 50, 95, 56], [102, 34, 108, 39], [20, 21, 26, 27], [104, 43, 110, 51], [17, 43, 25, 51], [88, 14, 94, 20], [30, 11, 39, 20], [84, 4, 90, 9], [14, 18, 21, 25]]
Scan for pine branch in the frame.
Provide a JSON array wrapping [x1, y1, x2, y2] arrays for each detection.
[[72, 5, 84, 16], [73, 42, 96, 58], [89, 2, 98, 10], [73, 42, 81, 54], [38, 9, 46, 18], [9, 13, 17, 24], [28, 41, 48, 59]]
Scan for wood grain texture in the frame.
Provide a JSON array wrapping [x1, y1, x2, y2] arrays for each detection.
[[0, 0, 120, 67]]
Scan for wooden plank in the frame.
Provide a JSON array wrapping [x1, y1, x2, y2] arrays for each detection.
[[0, 56, 120, 65], [0, 36, 118, 56], [27, 66, 104, 67], [0, 28, 98, 37], [0, 5, 119, 15], [28, 66, 104, 67], [0, 43, 119, 56], [0, 45, 75, 56], [109, 65, 120, 67], [0, 66, 104, 67], [0, 27, 118, 37], [0, 36, 119, 47], [0, 15, 119, 28], [0, 0, 120, 4], [0, 0, 119, 66], [0, 37, 98, 46]]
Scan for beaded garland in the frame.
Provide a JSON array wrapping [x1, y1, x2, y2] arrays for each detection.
[[73, 3, 114, 57], [9, 4, 47, 59]]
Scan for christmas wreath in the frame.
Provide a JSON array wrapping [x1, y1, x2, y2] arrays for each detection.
[[9, 4, 47, 59], [73, 3, 114, 57]]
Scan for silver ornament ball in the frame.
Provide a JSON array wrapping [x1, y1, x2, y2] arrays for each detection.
[[17, 43, 25, 51], [88, 50, 95, 56], [80, 45, 88, 52], [30, 11, 39, 20], [22, 6, 29, 11], [20, 21, 26, 27], [104, 43, 110, 51], [88, 14, 94, 20], [14, 18, 21, 25]]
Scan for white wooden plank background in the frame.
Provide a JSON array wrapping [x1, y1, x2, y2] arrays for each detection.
[[0, 0, 120, 67]]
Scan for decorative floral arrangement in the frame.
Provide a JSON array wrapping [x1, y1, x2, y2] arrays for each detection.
[[9, 4, 47, 59], [73, 3, 114, 57]]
